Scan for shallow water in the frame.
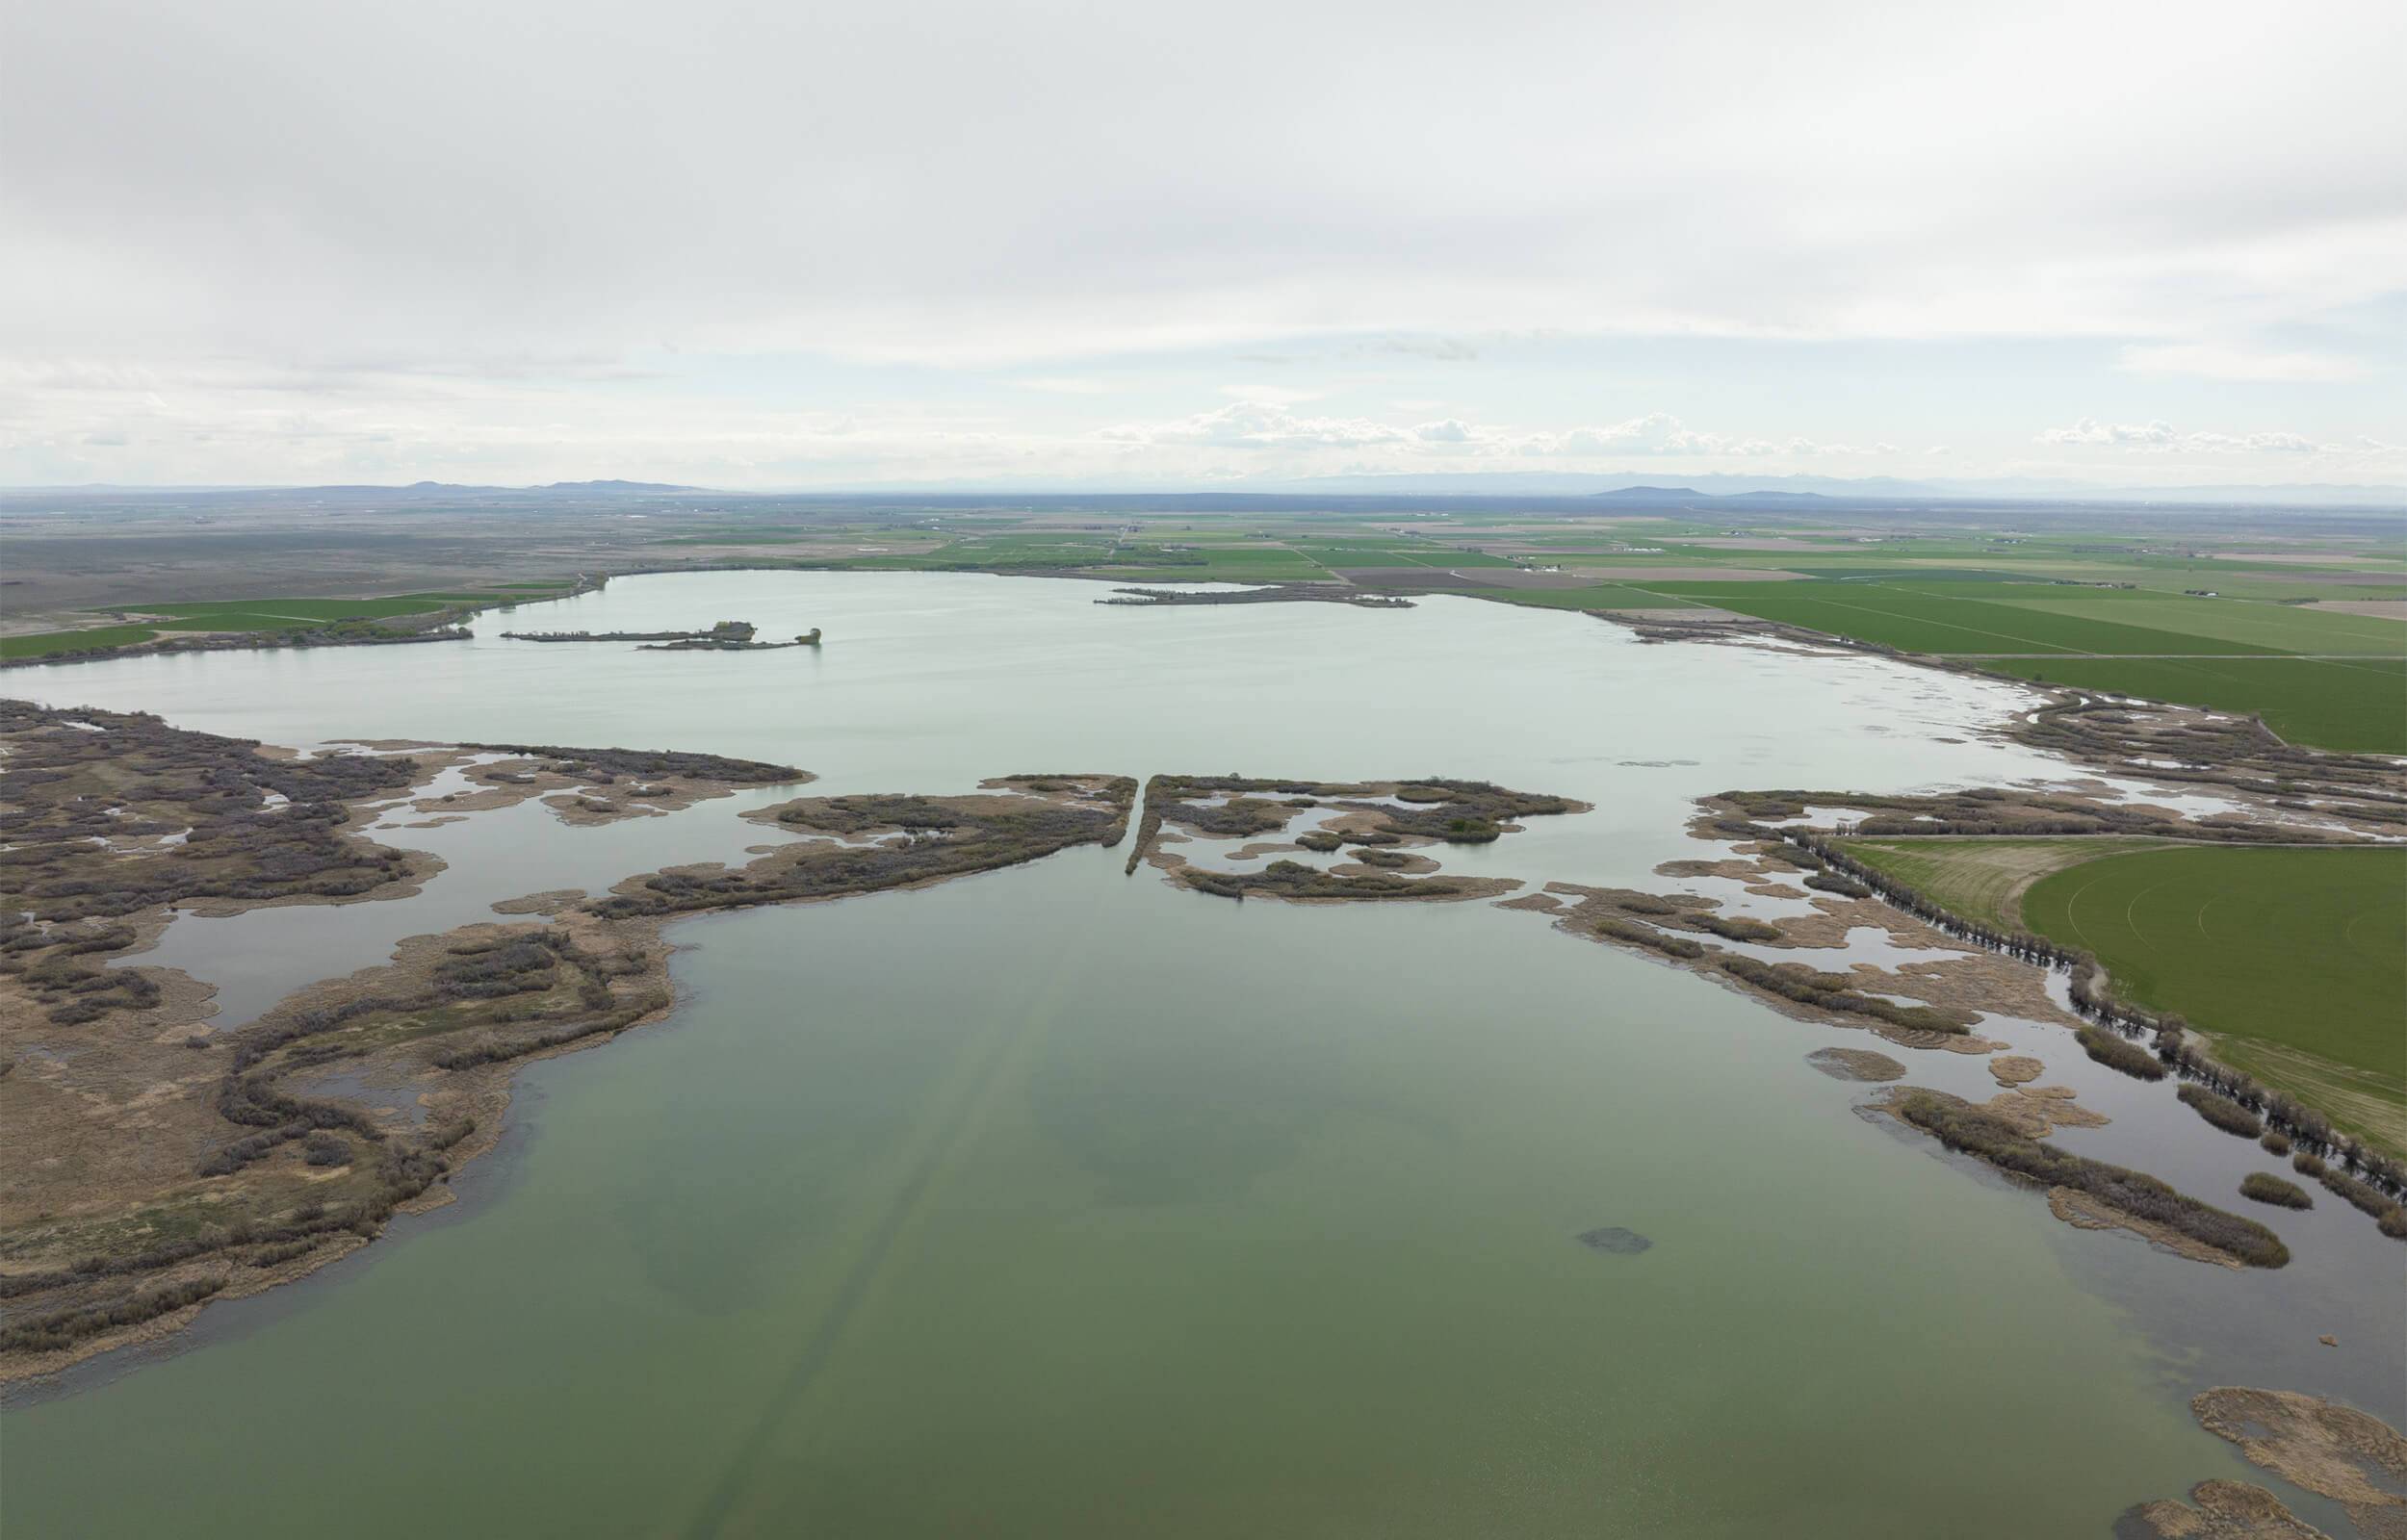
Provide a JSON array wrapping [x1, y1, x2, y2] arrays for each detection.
[[6, 572, 2397, 1536]]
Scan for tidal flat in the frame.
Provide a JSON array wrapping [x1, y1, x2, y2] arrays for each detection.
[[3, 570, 2401, 1538]]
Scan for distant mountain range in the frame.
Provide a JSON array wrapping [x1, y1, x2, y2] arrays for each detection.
[[1254, 471, 2407, 507], [4, 474, 2399, 510], [6, 478, 702, 497], [1586, 485, 1844, 508], [386, 478, 702, 495]]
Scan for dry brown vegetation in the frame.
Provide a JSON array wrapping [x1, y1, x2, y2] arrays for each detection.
[[2188, 1387, 2407, 1536], [2006, 693, 2407, 836], [2118, 1478, 2330, 1538], [1804, 1046, 1905, 1082], [0, 704, 1146, 1379], [1888, 1090, 2289, 1269], [587, 776, 1136, 921], [1128, 774, 1585, 901]]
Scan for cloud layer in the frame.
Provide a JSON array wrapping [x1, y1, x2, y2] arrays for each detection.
[[2, 0, 2400, 486], [2034, 419, 2342, 453]]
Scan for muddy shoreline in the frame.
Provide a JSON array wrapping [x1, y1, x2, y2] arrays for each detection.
[[0, 710, 1125, 1384]]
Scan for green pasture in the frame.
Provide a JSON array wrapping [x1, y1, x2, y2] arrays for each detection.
[[1841, 837, 2171, 932], [6, 592, 521, 659], [1643, 581, 2284, 655], [1, 625, 163, 660], [1987, 655, 2406, 755], [2020, 845, 2407, 1144]]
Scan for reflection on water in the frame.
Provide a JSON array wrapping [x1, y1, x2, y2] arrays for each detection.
[[5, 572, 2393, 1537]]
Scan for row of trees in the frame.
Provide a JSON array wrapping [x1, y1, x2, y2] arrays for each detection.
[[1776, 827, 2407, 1211]]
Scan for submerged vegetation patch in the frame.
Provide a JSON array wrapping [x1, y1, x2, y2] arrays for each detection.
[[1575, 1226, 1652, 1255], [1804, 1046, 1906, 1083]]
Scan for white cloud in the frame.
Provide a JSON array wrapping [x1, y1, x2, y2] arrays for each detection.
[[2038, 419, 2181, 447], [1096, 405, 1920, 465], [2035, 418, 2343, 453], [2185, 431, 2325, 452], [3, 0, 2398, 485], [1099, 401, 1409, 450], [5, 2, 2400, 377], [1508, 415, 1903, 459]]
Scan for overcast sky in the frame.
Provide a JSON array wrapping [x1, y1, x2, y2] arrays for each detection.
[[3, 0, 2401, 490]]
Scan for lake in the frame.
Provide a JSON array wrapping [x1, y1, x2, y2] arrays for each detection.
[[5, 572, 2394, 1537]]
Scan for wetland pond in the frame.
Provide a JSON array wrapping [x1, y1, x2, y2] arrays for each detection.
[[6, 572, 2399, 1537]]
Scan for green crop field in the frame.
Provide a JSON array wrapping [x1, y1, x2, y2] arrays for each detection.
[[1963, 591, 2406, 652], [1841, 837, 2172, 931], [1464, 584, 1705, 611], [3, 592, 523, 661], [1985, 655, 2407, 755], [2020, 845, 2407, 1149], [1, 624, 164, 660], [99, 594, 504, 625], [1642, 580, 2288, 654], [1633, 577, 2405, 752]]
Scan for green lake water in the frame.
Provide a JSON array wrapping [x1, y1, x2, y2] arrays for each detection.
[[4, 572, 2388, 1536]]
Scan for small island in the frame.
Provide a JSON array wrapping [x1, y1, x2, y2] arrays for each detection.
[[502, 620, 822, 650]]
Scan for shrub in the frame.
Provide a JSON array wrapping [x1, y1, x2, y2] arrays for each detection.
[[1154, 797, 1293, 837], [2239, 1172, 2311, 1209], [1692, 912, 1782, 943], [2292, 1151, 2327, 1178], [2318, 1166, 2404, 1227], [2077, 1027, 2165, 1081], [0, 1275, 227, 1354], [1893, 1091, 2288, 1268], [1717, 955, 1974, 1035], [1179, 860, 1463, 904], [2259, 1129, 2291, 1156], [1609, 894, 1685, 916], [1593, 915, 1706, 960], [2177, 1084, 2263, 1139]]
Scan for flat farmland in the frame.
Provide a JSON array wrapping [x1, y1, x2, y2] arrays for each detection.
[[1841, 836, 2171, 931], [1983, 655, 2407, 754], [1905, 587, 2407, 653], [1641, 578, 2406, 751], [2020, 845, 2407, 1148], [3, 592, 531, 658], [1640, 581, 2291, 654]]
